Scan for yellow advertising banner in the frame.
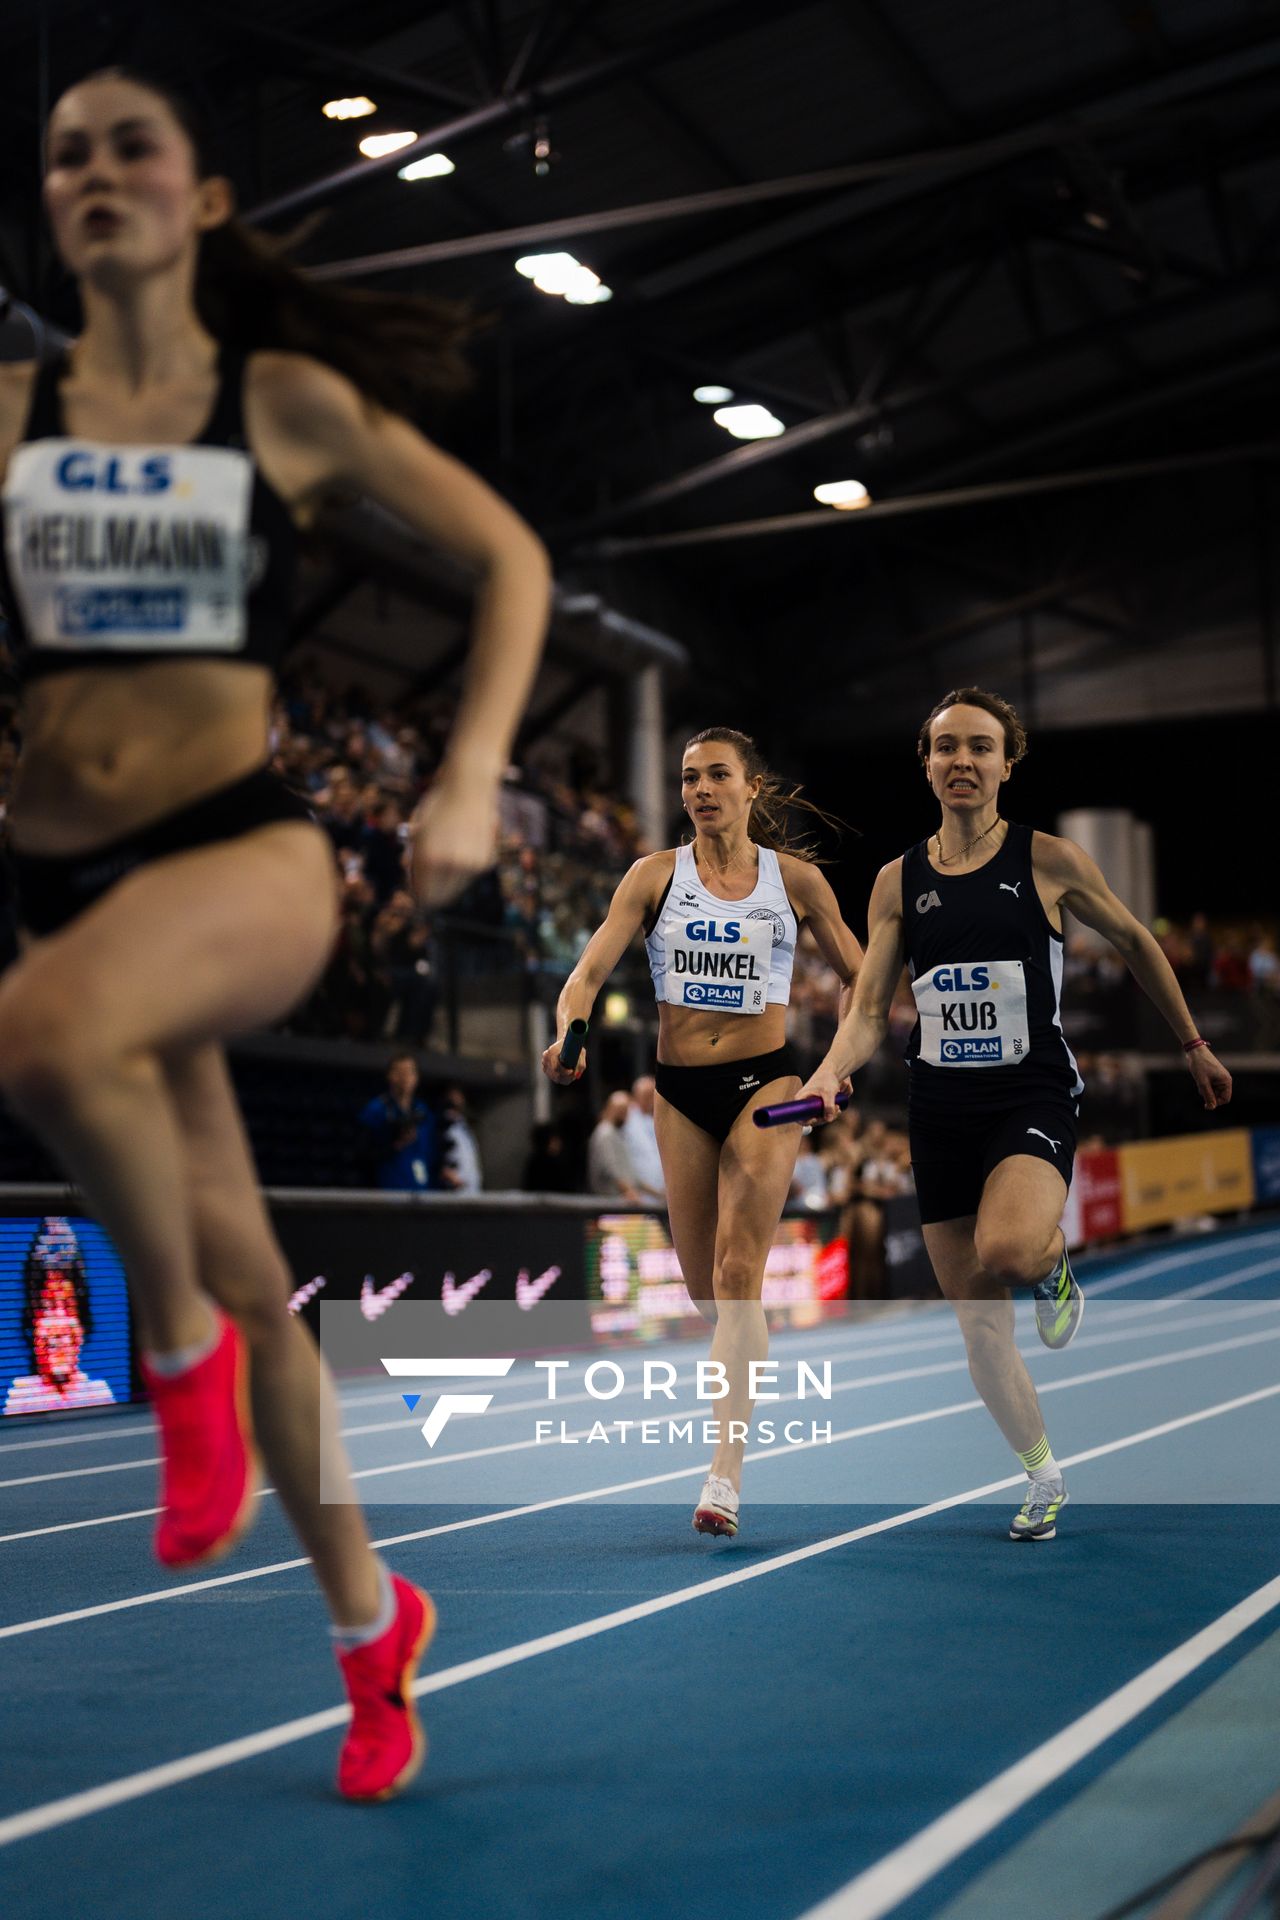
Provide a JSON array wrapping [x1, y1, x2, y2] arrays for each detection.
[[1118, 1130, 1256, 1233]]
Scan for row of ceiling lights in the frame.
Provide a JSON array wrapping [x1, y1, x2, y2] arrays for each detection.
[[323, 98, 869, 505], [691, 389, 870, 507], [322, 95, 612, 302]]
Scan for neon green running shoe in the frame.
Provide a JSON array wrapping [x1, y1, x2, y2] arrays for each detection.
[[1010, 1478, 1069, 1541], [1033, 1248, 1084, 1349]]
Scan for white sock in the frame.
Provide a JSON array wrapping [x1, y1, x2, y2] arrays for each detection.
[[1017, 1435, 1062, 1485], [331, 1561, 396, 1652], [144, 1312, 221, 1378]]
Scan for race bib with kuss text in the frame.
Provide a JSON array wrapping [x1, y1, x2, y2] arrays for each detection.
[[912, 959, 1030, 1066], [4, 440, 254, 651], [663, 915, 771, 1014]]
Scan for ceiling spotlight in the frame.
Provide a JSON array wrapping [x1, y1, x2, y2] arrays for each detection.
[[693, 385, 735, 405], [323, 97, 376, 121], [813, 479, 871, 510], [359, 130, 418, 158], [515, 253, 612, 305], [712, 403, 785, 440], [1082, 207, 1111, 231], [398, 153, 456, 181]]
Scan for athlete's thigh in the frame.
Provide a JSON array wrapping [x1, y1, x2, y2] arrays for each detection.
[[6, 824, 337, 1056], [977, 1153, 1067, 1257], [655, 1093, 721, 1293], [714, 1072, 803, 1273]]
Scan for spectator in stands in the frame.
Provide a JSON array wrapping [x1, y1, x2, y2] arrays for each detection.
[[316, 765, 366, 855], [439, 1085, 483, 1193], [358, 1055, 437, 1191], [1187, 913, 1215, 990], [1249, 929, 1280, 1047], [361, 799, 408, 904], [789, 1133, 829, 1210], [524, 1120, 577, 1193], [622, 1075, 665, 1203], [587, 1091, 641, 1204], [1213, 932, 1252, 994]]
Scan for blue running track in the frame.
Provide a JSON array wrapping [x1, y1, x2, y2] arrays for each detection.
[[1, 1220, 1278, 1920]]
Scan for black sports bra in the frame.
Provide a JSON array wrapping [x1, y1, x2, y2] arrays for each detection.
[[0, 349, 296, 682]]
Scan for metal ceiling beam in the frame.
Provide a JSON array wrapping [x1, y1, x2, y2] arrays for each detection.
[[572, 437, 1280, 560], [884, 537, 1139, 641], [829, 571, 1116, 688], [630, 25, 1280, 303], [908, 340, 1280, 492], [307, 155, 991, 280], [246, 0, 786, 224], [833, 0, 966, 133], [554, 260, 1277, 533], [187, 3, 478, 114], [506, 0, 608, 95]]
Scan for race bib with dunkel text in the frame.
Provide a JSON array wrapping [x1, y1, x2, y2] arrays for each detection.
[[662, 915, 771, 1015]]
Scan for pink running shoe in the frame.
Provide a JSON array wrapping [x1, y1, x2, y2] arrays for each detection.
[[141, 1311, 256, 1569], [336, 1577, 437, 1802]]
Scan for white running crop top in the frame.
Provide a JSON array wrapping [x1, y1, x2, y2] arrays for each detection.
[[645, 842, 798, 1016]]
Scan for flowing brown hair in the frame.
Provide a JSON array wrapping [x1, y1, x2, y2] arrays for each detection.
[[682, 727, 847, 864], [51, 67, 475, 411]]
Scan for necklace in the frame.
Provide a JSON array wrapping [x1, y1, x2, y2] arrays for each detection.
[[933, 816, 1003, 867]]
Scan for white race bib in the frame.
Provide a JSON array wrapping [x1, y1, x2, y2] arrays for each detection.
[[663, 915, 771, 1015], [912, 959, 1029, 1067], [4, 440, 253, 652]]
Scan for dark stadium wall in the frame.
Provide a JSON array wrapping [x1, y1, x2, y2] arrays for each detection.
[[785, 711, 1268, 935]]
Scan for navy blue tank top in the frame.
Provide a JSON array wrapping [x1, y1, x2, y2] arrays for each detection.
[[0, 350, 296, 681], [900, 822, 1083, 1117]]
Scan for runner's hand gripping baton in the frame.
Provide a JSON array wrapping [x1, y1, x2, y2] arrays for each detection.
[[558, 1019, 589, 1072], [753, 1092, 850, 1128]]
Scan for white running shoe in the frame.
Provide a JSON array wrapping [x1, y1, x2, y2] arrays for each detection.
[[693, 1473, 740, 1537]]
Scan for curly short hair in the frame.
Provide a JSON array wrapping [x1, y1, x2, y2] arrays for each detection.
[[917, 687, 1028, 766]]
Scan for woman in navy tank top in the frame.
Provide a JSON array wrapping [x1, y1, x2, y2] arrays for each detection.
[[0, 67, 551, 1799], [542, 728, 862, 1538], [799, 688, 1232, 1543]]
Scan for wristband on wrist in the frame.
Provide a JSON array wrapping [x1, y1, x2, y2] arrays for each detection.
[[1183, 1036, 1207, 1054]]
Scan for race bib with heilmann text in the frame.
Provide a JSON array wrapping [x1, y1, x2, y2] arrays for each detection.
[[4, 440, 253, 652], [912, 959, 1030, 1066], [663, 916, 771, 1015]]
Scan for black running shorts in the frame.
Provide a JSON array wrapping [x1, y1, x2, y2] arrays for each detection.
[[908, 1097, 1079, 1225]]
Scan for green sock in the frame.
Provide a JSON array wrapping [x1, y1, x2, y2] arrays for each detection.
[[1017, 1434, 1059, 1481]]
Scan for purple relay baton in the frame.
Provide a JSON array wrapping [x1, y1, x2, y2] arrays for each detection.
[[753, 1091, 850, 1128]]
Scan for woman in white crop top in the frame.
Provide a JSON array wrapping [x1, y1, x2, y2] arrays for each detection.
[[543, 727, 862, 1538]]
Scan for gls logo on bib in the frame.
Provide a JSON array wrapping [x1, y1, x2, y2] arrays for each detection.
[[912, 959, 1029, 1068], [55, 451, 173, 496]]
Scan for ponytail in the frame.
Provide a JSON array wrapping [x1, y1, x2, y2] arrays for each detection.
[[194, 220, 474, 410], [683, 727, 847, 864]]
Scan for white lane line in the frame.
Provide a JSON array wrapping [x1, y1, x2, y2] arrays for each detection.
[[0, 1420, 159, 1456], [0, 1456, 161, 1492], [795, 1568, 1280, 1920], [0, 1383, 1273, 1847], [3, 1311, 1276, 1540], [1081, 1228, 1280, 1298], [3, 1325, 1278, 1638], [18, 1298, 1269, 1491]]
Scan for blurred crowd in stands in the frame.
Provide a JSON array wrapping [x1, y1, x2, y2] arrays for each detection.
[[268, 666, 647, 1041]]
